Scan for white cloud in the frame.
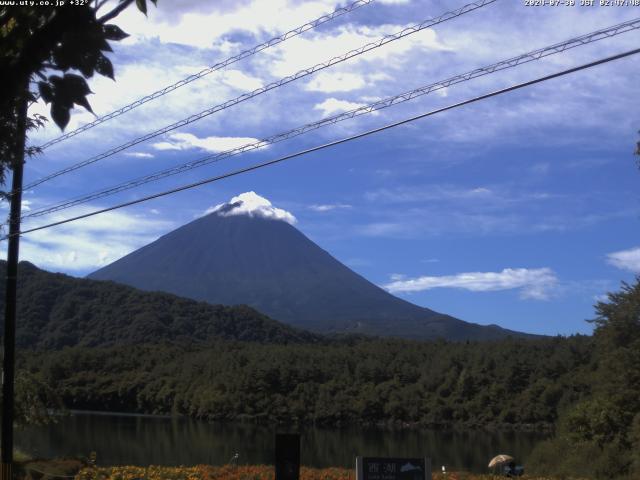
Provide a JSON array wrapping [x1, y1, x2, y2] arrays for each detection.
[[28, 60, 238, 144], [116, 0, 341, 49], [13, 207, 173, 272], [365, 186, 496, 203], [124, 152, 154, 158], [306, 72, 366, 92], [359, 222, 407, 237], [309, 203, 352, 212], [152, 133, 265, 152], [607, 246, 640, 273], [314, 98, 367, 116], [384, 267, 559, 300], [218, 69, 263, 91], [263, 24, 450, 78], [205, 191, 297, 224]]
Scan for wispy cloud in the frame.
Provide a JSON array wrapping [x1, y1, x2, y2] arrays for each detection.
[[384, 267, 559, 300], [124, 152, 155, 158], [13, 207, 173, 273], [313, 98, 367, 116], [152, 133, 265, 152], [116, 0, 343, 48], [309, 203, 352, 212], [306, 72, 366, 92], [607, 246, 640, 274]]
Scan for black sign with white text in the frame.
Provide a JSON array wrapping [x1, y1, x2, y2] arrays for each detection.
[[356, 457, 431, 480]]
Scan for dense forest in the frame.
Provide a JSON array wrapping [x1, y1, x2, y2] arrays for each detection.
[[20, 336, 593, 429]]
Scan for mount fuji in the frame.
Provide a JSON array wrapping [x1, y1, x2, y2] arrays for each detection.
[[88, 192, 530, 340]]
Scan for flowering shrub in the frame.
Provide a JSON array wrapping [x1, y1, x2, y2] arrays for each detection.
[[75, 465, 353, 480], [74, 465, 578, 480]]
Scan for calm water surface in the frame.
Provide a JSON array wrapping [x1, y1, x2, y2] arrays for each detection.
[[17, 412, 548, 473]]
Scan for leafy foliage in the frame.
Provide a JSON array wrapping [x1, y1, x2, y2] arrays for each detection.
[[528, 279, 640, 479], [0, 0, 155, 182], [0, 369, 61, 427]]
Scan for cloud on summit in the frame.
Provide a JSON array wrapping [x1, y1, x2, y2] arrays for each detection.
[[205, 191, 297, 225]]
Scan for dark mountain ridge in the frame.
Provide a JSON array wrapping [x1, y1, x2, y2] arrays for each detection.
[[0, 260, 322, 349], [89, 195, 533, 341]]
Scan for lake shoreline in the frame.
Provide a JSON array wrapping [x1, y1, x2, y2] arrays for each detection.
[[64, 408, 556, 433], [18, 411, 548, 473]]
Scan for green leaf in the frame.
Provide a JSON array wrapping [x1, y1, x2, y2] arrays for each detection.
[[136, 0, 147, 15], [95, 54, 114, 80], [61, 73, 92, 96], [51, 102, 70, 130], [74, 95, 94, 114], [37, 82, 54, 103], [62, 74, 94, 113], [76, 51, 99, 78], [103, 24, 129, 41]]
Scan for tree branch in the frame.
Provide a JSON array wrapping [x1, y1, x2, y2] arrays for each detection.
[[94, 0, 110, 12], [98, 0, 135, 24]]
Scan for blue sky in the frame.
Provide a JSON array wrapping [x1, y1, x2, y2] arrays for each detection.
[[5, 0, 640, 335]]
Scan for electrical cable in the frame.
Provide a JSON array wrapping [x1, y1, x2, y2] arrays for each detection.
[[22, 17, 640, 220], [7, 47, 638, 240], [22, 0, 497, 192], [36, 0, 376, 150]]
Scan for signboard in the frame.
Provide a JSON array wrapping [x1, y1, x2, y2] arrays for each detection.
[[275, 433, 300, 480], [356, 457, 431, 480]]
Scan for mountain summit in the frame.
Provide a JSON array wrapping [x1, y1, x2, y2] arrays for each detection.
[[89, 192, 529, 340], [207, 191, 297, 224]]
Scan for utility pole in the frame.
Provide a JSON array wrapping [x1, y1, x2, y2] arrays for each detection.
[[1, 82, 28, 480]]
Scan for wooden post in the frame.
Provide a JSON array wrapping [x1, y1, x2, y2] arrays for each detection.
[[1, 83, 28, 480]]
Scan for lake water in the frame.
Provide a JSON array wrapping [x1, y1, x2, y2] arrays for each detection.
[[16, 411, 548, 473]]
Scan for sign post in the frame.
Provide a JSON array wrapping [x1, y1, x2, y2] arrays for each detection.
[[356, 457, 431, 480], [275, 433, 300, 480]]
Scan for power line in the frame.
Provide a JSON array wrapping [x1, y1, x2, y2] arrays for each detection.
[[9, 47, 639, 240], [22, 0, 497, 192], [22, 17, 640, 220], [36, 0, 375, 150]]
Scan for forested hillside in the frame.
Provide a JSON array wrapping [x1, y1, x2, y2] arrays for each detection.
[[0, 261, 322, 348], [21, 335, 593, 429]]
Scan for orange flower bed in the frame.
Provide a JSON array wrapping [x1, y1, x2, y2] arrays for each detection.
[[75, 465, 565, 480], [76, 465, 354, 480]]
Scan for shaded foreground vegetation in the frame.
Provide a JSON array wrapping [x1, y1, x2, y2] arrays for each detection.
[[526, 281, 640, 479], [19, 463, 586, 480]]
